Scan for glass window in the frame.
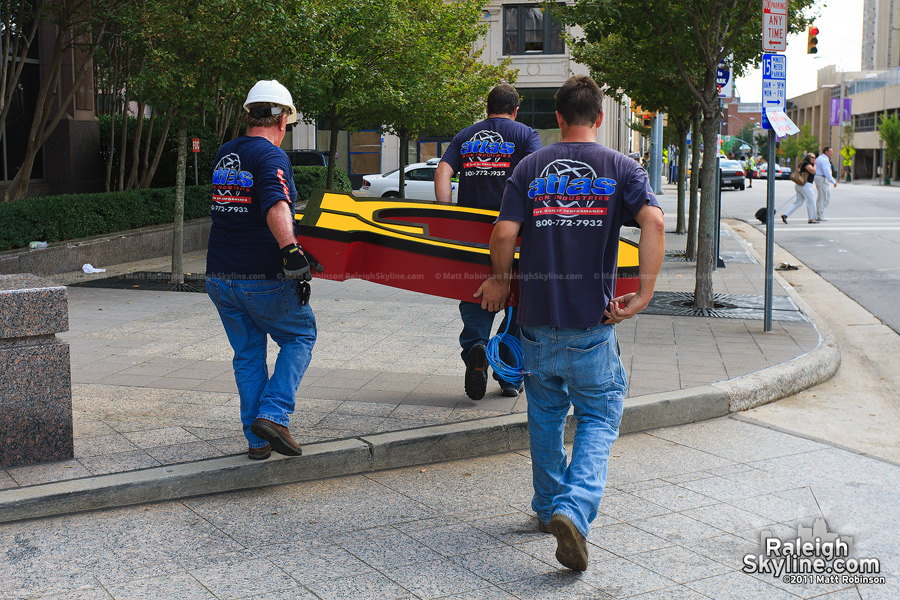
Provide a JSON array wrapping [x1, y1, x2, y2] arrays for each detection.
[[503, 4, 564, 55], [503, 7, 518, 55], [406, 168, 434, 182], [517, 88, 559, 130]]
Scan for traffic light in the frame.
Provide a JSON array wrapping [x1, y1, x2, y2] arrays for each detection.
[[642, 113, 652, 127], [807, 26, 819, 54]]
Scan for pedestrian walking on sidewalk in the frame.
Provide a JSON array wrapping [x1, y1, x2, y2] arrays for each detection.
[[782, 153, 818, 224], [477, 76, 665, 571], [206, 80, 316, 460], [435, 84, 542, 400], [815, 146, 838, 221]]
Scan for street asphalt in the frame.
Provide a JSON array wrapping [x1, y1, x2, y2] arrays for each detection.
[[717, 177, 900, 335]]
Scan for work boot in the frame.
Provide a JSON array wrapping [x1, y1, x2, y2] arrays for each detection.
[[548, 514, 589, 571], [465, 343, 488, 400], [250, 418, 302, 456]]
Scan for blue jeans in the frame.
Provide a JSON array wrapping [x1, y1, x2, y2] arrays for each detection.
[[520, 324, 627, 538], [458, 301, 519, 387], [206, 277, 317, 449]]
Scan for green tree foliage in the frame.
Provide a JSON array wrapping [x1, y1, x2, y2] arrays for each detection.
[[554, 2, 703, 238], [133, 0, 298, 285], [559, 0, 815, 307], [878, 112, 900, 163], [778, 123, 820, 166], [370, 0, 517, 198], [286, 0, 408, 188], [755, 132, 769, 157]]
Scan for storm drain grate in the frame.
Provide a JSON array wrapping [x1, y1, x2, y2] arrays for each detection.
[[69, 271, 206, 293], [642, 292, 807, 321]]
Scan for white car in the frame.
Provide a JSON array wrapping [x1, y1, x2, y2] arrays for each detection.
[[356, 158, 458, 202], [756, 163, 791, 180]]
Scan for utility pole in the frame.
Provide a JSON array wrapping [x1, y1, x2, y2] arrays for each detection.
[[649, 112, 664, 194], [836, 70, 846, 180]]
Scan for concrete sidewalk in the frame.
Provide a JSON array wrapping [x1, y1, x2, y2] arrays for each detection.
[[0, 217, 838, 521], [2, 416, 896, 600]]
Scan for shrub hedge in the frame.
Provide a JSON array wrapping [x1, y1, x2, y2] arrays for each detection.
[[0, 186, 210, 251], [292, 166, 352, 201], [1, 166, 353, 251]]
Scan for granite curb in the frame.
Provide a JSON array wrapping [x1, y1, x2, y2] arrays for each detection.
[[0, 223, 841, 524], [713, 220, 841, 411]]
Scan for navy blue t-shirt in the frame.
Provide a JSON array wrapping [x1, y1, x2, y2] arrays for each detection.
[[499, 142, 660, 328], [440, 117, 542, 210], [206, 136, 297, 279]]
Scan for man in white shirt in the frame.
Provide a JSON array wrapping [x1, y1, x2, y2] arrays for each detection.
[[814, 147, 837, 221]]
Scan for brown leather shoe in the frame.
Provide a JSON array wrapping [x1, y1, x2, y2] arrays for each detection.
[[248, 444, 271, 460], [250, 418, 302, 456], [537, 520, 552, 534], [548, 513, 588, 571]]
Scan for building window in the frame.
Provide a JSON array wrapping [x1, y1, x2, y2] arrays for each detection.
[[503, 4, 564, 55], [516, 88, 558, 130], [853, 112, 876, 133]]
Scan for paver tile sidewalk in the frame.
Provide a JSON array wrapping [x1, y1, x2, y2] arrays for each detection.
[[1, 417, 895, 599], [0, 225, 819, 489]]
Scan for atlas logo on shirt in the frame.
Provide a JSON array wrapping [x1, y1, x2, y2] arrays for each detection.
[[528, 159, 617, 218], [212, 153, 253, 204], [461, 130, 515, 169]]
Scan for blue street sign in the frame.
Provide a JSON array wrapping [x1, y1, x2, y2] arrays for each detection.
[[717, 66, 732, 98], [761, 54, 786, 130]]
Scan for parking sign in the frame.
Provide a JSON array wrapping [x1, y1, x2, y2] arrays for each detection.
[[761, 54, 786, 130], [763, 0, 788, 52]]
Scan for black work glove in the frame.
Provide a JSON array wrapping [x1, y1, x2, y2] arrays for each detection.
[[281, 244, 312, 281]]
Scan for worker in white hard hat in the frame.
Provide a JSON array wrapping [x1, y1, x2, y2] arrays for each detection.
[[206, 79, 315, 460]]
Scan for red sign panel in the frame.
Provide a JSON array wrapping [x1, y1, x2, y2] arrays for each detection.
[[192, 138, 200, 153]]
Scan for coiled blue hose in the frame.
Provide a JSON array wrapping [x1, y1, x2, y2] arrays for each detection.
[[486, 311, 530, 386]]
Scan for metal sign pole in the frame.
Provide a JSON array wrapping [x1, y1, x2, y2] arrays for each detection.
[[764, 129, 776, 332], [191, 138, 200, 186], [714, 156, 722, 271]]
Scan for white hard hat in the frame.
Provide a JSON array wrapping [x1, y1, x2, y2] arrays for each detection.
[[243, 80, 297, 125]]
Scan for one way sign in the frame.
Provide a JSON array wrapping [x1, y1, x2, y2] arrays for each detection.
[[763, 0, 788, 52]]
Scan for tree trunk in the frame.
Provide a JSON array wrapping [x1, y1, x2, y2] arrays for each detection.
[[398, 129, 409, 199], [116, 93, 129, 191], [2, 15, 69, 202], [675, 128, 688, 234], [139, 107, 157, 186], [686, 108, 701, 260], [326, 117, 340, 189], [0, 6, 40, 147], [105, 104, 117, 192], [140, 106, 176, 188], [104, 46, 121, 193], [2, 16, 103, 202], [126, 101, 146, 190], [230, 107, 243, 141], [170, 115, 187, 286], [693, 112, 721, 309]]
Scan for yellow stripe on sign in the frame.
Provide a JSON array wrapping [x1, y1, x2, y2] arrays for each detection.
[[298, 192, 639, 269]]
